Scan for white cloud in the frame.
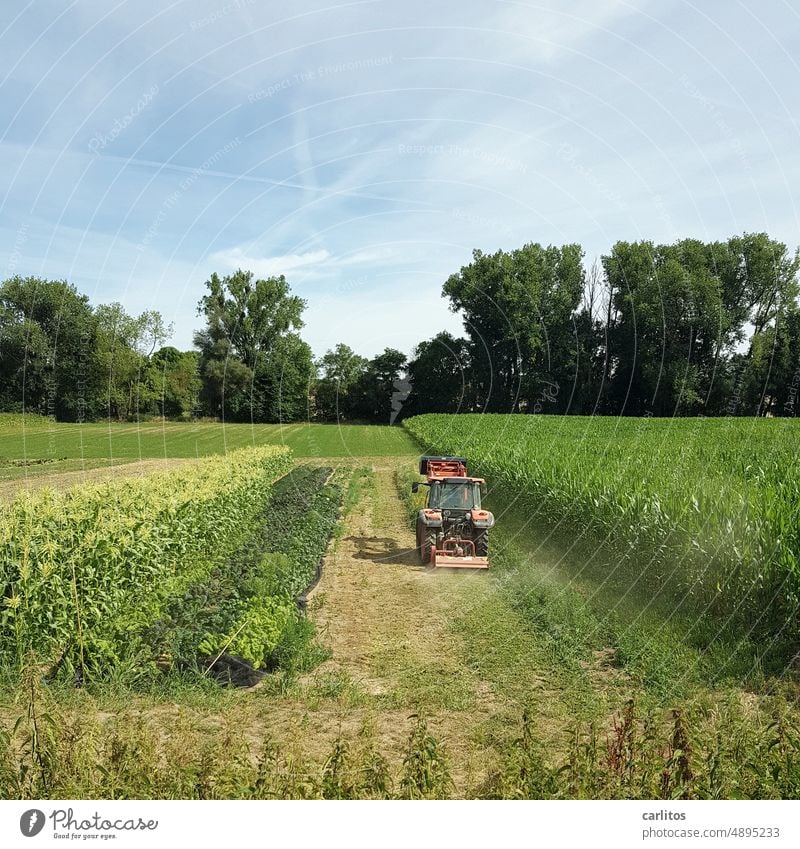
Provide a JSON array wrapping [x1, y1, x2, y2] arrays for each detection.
[[209, 246, 331, 277], [208, 244, 396, 279]]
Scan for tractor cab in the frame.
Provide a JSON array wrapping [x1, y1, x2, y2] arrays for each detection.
[[427, 478, 483, 512]]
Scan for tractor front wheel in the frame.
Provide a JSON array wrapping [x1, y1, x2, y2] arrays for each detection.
[[475, 530, 489, 558]]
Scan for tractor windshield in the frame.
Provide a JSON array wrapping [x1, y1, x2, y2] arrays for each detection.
[[430, 481, 481, 510]]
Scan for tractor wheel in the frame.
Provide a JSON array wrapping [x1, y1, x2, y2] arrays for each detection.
[[423, 532, 437, 565], [475, 530, 489, 558], [418, 525, 436, 565]]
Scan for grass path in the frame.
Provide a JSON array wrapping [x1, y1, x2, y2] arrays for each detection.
[[262, 461, 621, 791]]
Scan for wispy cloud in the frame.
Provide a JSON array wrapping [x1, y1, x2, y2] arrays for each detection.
[[209, 244, 395, 279], [210, 246, 331, 277]]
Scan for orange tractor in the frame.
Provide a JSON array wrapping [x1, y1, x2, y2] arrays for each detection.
[[412, 455, 494, 568]]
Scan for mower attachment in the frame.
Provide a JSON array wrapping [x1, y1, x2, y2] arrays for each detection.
[[431, 538, 489, 570]]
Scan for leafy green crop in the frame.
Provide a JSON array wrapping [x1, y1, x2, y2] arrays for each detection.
[[0, 446, 292, 677], [260, 465, 342, 598], [198, 595, 296, 668], [158, 465, 343, 675]]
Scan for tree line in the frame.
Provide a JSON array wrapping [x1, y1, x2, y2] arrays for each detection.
[[0, 269, 408, 423], [2, 231, 798, 423], [417, 232, 800, 418]]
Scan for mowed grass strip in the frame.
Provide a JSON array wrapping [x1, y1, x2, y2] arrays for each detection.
[[0, 415, 418, 459]]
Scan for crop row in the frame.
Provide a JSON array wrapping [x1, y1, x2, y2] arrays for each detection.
[[404, 414, 800, 655], [0, 446, 292, 678], [152, 464, 342, 678]]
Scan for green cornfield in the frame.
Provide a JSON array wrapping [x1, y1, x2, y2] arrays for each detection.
[[0, 445, 292, 678], [404, 414, 800, 656]]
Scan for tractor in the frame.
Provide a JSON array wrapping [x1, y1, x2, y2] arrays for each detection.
[[412, 455, 494, 568]]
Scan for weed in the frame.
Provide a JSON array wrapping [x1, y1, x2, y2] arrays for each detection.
[[399, 716, 452, 799]]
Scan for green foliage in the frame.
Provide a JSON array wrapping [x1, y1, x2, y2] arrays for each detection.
[[194, 337, 247, 421], [255, 333, 314, 422], [314, 343, 368, 421], [480, 697, 800, 800], [399, 716, 452, 799], [394, 465, 426, 525], [0, 446, 292, 677], [154, 465, 342, 677], [195, 269, 308, 422], [0, 413, 50, 428], [343, 466, 374, 516], [399, 232, 800, 419], [198, 269, 305, 370], [602, 234, 800, 416], [406, 331, 471, 415], [507, 570, 603, 669], [267, 613, 328, 679], [5, 233, 800, 426], [260, 465, 342, 597], [442, 243, 585, 413], [405, 413, 800, 662], [0, 276, 188, 423], [0, 276, 97, 421], [198, 596, 296, 669], [148, 347, 201, 418], [94, 303, 173, 421], [349, 347, 408, 423], [0, 268, 312, 425], [314, 346, 407, 423], [321, 737, 356, 799], [738, 307, 800, 416], [3, 660, 61, 798], [488, 710, 559, 798], [1, 685, 799, 799]]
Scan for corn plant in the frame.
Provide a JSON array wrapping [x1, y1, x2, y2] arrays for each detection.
[[0, 446, 291, 678], [404, 414, 800, 656]]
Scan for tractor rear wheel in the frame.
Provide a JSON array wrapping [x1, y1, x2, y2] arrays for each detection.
[[475, 530, 489, 558], [416, 522, 436, 565]]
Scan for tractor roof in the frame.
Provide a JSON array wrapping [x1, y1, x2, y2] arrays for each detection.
[[430, 476, 486, 484]]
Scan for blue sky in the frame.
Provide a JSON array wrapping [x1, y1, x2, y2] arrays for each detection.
[[1, 0, 799, 357]]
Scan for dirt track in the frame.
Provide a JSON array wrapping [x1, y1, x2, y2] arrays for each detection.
[[273, 462, 524, 787], [313, 463, 462, 692]]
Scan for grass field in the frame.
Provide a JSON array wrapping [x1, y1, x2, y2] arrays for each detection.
[[0, 415, 418, 465]]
